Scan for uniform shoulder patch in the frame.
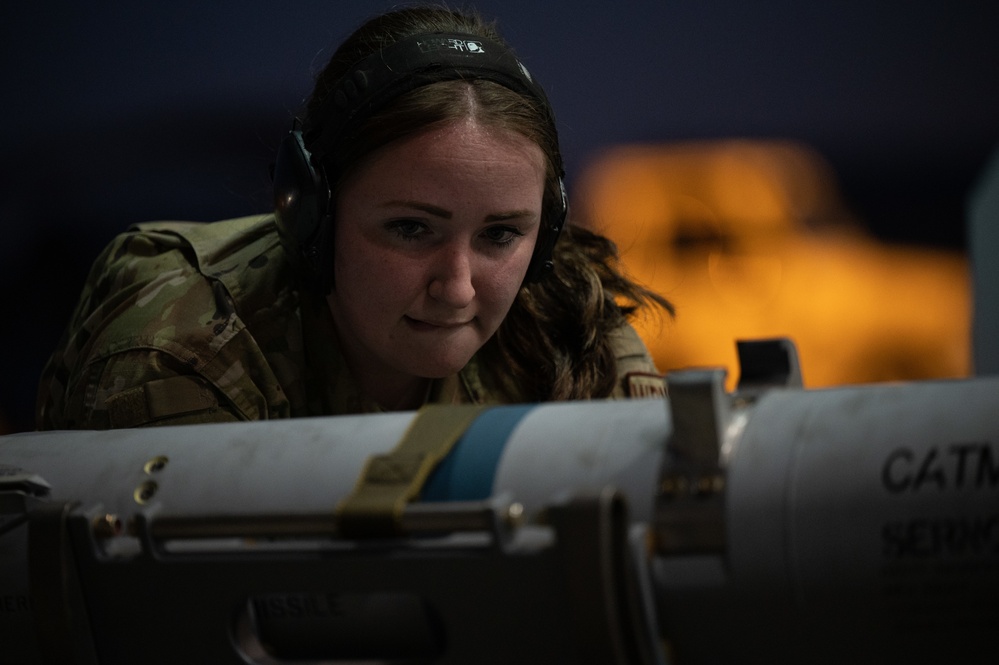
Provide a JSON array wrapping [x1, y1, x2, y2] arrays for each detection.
[[624, 372, 667, 398], [106, 375, 221, 428]]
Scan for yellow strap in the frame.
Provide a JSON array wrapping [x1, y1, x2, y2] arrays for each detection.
[[335, 404, 488, 538]]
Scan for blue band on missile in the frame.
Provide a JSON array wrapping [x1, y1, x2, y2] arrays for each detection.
[[421, 404, 535, 501]]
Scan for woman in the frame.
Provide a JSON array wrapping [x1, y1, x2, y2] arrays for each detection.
[[36, 5, 671, 429]]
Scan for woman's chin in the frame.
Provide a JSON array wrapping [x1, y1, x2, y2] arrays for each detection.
[[406, 354, 475, 380]]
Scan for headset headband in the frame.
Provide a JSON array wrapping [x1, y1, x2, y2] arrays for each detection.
[[304, 32, 565, 178]]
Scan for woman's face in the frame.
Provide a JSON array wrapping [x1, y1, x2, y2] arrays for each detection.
[[327, 117, 546, 385]]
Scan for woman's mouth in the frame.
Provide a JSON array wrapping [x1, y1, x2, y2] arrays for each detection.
[[404, 316, 470, 331]]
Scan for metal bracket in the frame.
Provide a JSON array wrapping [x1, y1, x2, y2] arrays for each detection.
[[735, 337, 803, 396], [656, 368, 729, 555], [26, 489, 664, 664], [655, 338, 801, 555]]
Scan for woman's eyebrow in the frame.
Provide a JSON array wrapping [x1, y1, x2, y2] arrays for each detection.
[[484, 210, 535, 222], [381, 200, 537, 223], [382, 200, 452, 219]]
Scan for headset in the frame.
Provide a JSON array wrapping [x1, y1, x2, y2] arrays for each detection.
[[272, 32, 568, 294]]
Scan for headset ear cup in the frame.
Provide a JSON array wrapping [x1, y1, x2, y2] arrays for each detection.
[[272, 129, 334, 293], [524, 177, 567, 283]]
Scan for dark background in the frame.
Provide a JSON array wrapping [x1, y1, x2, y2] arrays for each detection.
[[3, 1, 998, 432]]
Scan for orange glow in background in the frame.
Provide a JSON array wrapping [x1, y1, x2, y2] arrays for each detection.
[[575, 140, 971, 388]]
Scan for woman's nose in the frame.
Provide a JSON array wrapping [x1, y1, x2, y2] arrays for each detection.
[[427, 245, 475, 308]]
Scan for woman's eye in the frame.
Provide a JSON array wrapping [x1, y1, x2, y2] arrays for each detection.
[[387, 220, 428, 240], [482, 225, 523, 246]]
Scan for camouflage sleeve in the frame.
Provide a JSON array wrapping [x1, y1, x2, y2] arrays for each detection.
[[35, 226, 268, 429], [40, 348, 243, 429], [606, 324, 667, 399], [36, 231, 135, 429]]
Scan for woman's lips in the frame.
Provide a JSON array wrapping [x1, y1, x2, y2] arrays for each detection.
[[404, 316, 470, 331]]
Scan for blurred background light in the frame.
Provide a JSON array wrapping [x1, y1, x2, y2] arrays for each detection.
[[576, 141, 971, 388]]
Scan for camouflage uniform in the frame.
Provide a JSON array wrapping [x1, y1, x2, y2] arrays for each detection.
[[36, 215, 663, 430]]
